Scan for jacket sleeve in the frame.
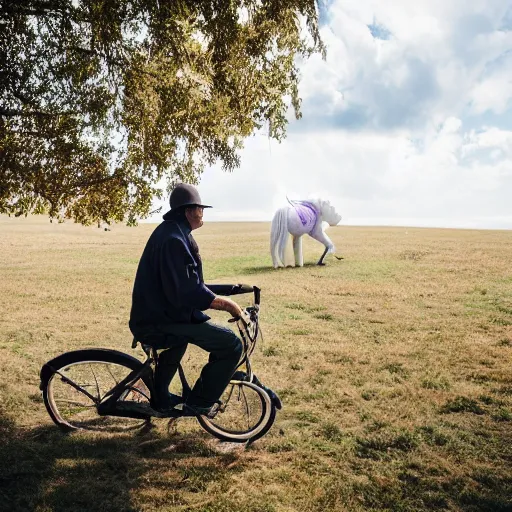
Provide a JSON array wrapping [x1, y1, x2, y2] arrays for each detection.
[[160, 238, 215, 311]]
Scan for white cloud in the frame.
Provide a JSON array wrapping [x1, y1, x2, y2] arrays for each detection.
[[295, 0, 512, 132], [148, 0, 512, 230], [469, 53, 512, 114], [463, 127, 512, 157], [188, 119, 511, 225]]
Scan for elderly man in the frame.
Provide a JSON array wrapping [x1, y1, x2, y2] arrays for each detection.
[[129, 183, 244, 417]]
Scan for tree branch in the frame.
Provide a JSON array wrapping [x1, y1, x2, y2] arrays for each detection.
[[0, 107, 79, 117], [0, 0, 75, 19]]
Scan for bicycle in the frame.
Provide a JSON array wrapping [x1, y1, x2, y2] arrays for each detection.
[[39, 284, 281, 443]]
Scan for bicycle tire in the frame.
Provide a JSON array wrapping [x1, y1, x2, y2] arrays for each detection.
[[197, 380, 277, 443], [40, 349, 152, 432]]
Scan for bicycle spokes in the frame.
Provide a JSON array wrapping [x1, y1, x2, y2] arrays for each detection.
[[206, 382, 265, 434], [48, 361, 151, 431]]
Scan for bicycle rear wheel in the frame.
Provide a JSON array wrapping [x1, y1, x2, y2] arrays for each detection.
[[40, 349, 152, 432], [197, 380, 276, 443]]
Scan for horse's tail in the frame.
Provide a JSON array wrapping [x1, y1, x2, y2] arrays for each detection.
[[270, 207, 289, 268]]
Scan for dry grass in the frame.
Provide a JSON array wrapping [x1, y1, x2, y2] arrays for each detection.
[[1, 215, 511, 512]]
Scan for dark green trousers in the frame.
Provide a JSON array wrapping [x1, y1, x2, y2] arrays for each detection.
[[146, 321, 243, 409]]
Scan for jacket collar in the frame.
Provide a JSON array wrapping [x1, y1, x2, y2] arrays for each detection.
[[163, 211, 192, 237], [178, 218, 192, 237]]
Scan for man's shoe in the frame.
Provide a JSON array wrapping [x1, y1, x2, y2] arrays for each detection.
[[182, 403, 220, 419], [150, 392, 182, 413]]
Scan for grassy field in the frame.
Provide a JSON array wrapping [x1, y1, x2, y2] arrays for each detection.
[[1, 215, 511, 512]]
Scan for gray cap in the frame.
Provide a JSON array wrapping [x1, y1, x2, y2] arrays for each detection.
[[164, 183, 211, 220], [169, 183, 212, 211]]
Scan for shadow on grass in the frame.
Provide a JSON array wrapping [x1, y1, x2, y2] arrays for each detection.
[[347, 422, 512, 512], [240, 262, 321, 275], [352, 469, 512, 512], [0, 411, 238, 512]]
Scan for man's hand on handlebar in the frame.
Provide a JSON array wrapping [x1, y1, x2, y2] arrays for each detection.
[[210, 296, 244, 319], [236, 309, 252, 327], [208, 287, 257, 331]]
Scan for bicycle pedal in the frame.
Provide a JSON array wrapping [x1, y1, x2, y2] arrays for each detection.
[[207, 402, 221, 418], [152, 405, 183, 418], [179, 403, 219, 419]]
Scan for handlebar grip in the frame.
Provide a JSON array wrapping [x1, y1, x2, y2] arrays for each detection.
[[236, 284, 254, 294], [253, 286, 261, 305], [235, 284, 260, 305]]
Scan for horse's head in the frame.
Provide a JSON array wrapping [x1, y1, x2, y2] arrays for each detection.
[[316, 199, 342, 226]]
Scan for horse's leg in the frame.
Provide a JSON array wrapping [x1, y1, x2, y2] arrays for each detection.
[[317, 247, 328, 266], [309, 224, 337, 265], [292, 236, 304, 267], [286, 209, 306, 267]]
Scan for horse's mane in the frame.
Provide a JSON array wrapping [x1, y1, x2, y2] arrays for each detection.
[[290, 198, 341, 226], [287, 197, 317, 211]]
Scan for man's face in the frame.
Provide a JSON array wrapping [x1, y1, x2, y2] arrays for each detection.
[[185, 206, 204, 230]]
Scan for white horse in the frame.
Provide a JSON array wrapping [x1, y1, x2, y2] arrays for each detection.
[[270, 199, 342, 268]]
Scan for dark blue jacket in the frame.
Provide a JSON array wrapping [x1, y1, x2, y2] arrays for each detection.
[[129, 216, 215, 337]]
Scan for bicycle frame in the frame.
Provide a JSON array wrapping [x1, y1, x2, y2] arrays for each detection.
[[96, 345, 156, 419], [96, 284, 262, 420]]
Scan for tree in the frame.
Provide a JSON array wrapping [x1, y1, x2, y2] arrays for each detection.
[[0, 0, 324, 225]]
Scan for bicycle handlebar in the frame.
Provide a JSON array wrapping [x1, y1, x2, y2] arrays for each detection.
[[207, 283, 260, 305]]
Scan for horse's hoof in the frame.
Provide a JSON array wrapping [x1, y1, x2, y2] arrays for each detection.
[[317, 262, 326, 266], [334, 255, 344, 260]]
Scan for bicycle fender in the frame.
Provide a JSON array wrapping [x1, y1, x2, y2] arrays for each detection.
[[39, 349, 144, 389], [232, 371, 282, 410]]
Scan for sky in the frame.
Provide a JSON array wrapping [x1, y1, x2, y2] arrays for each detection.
[[151, 0, 512, 229]]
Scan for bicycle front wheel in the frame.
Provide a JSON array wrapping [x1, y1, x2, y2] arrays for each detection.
[[40, 349, 152, 432], [197, 380, 276, 443]]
